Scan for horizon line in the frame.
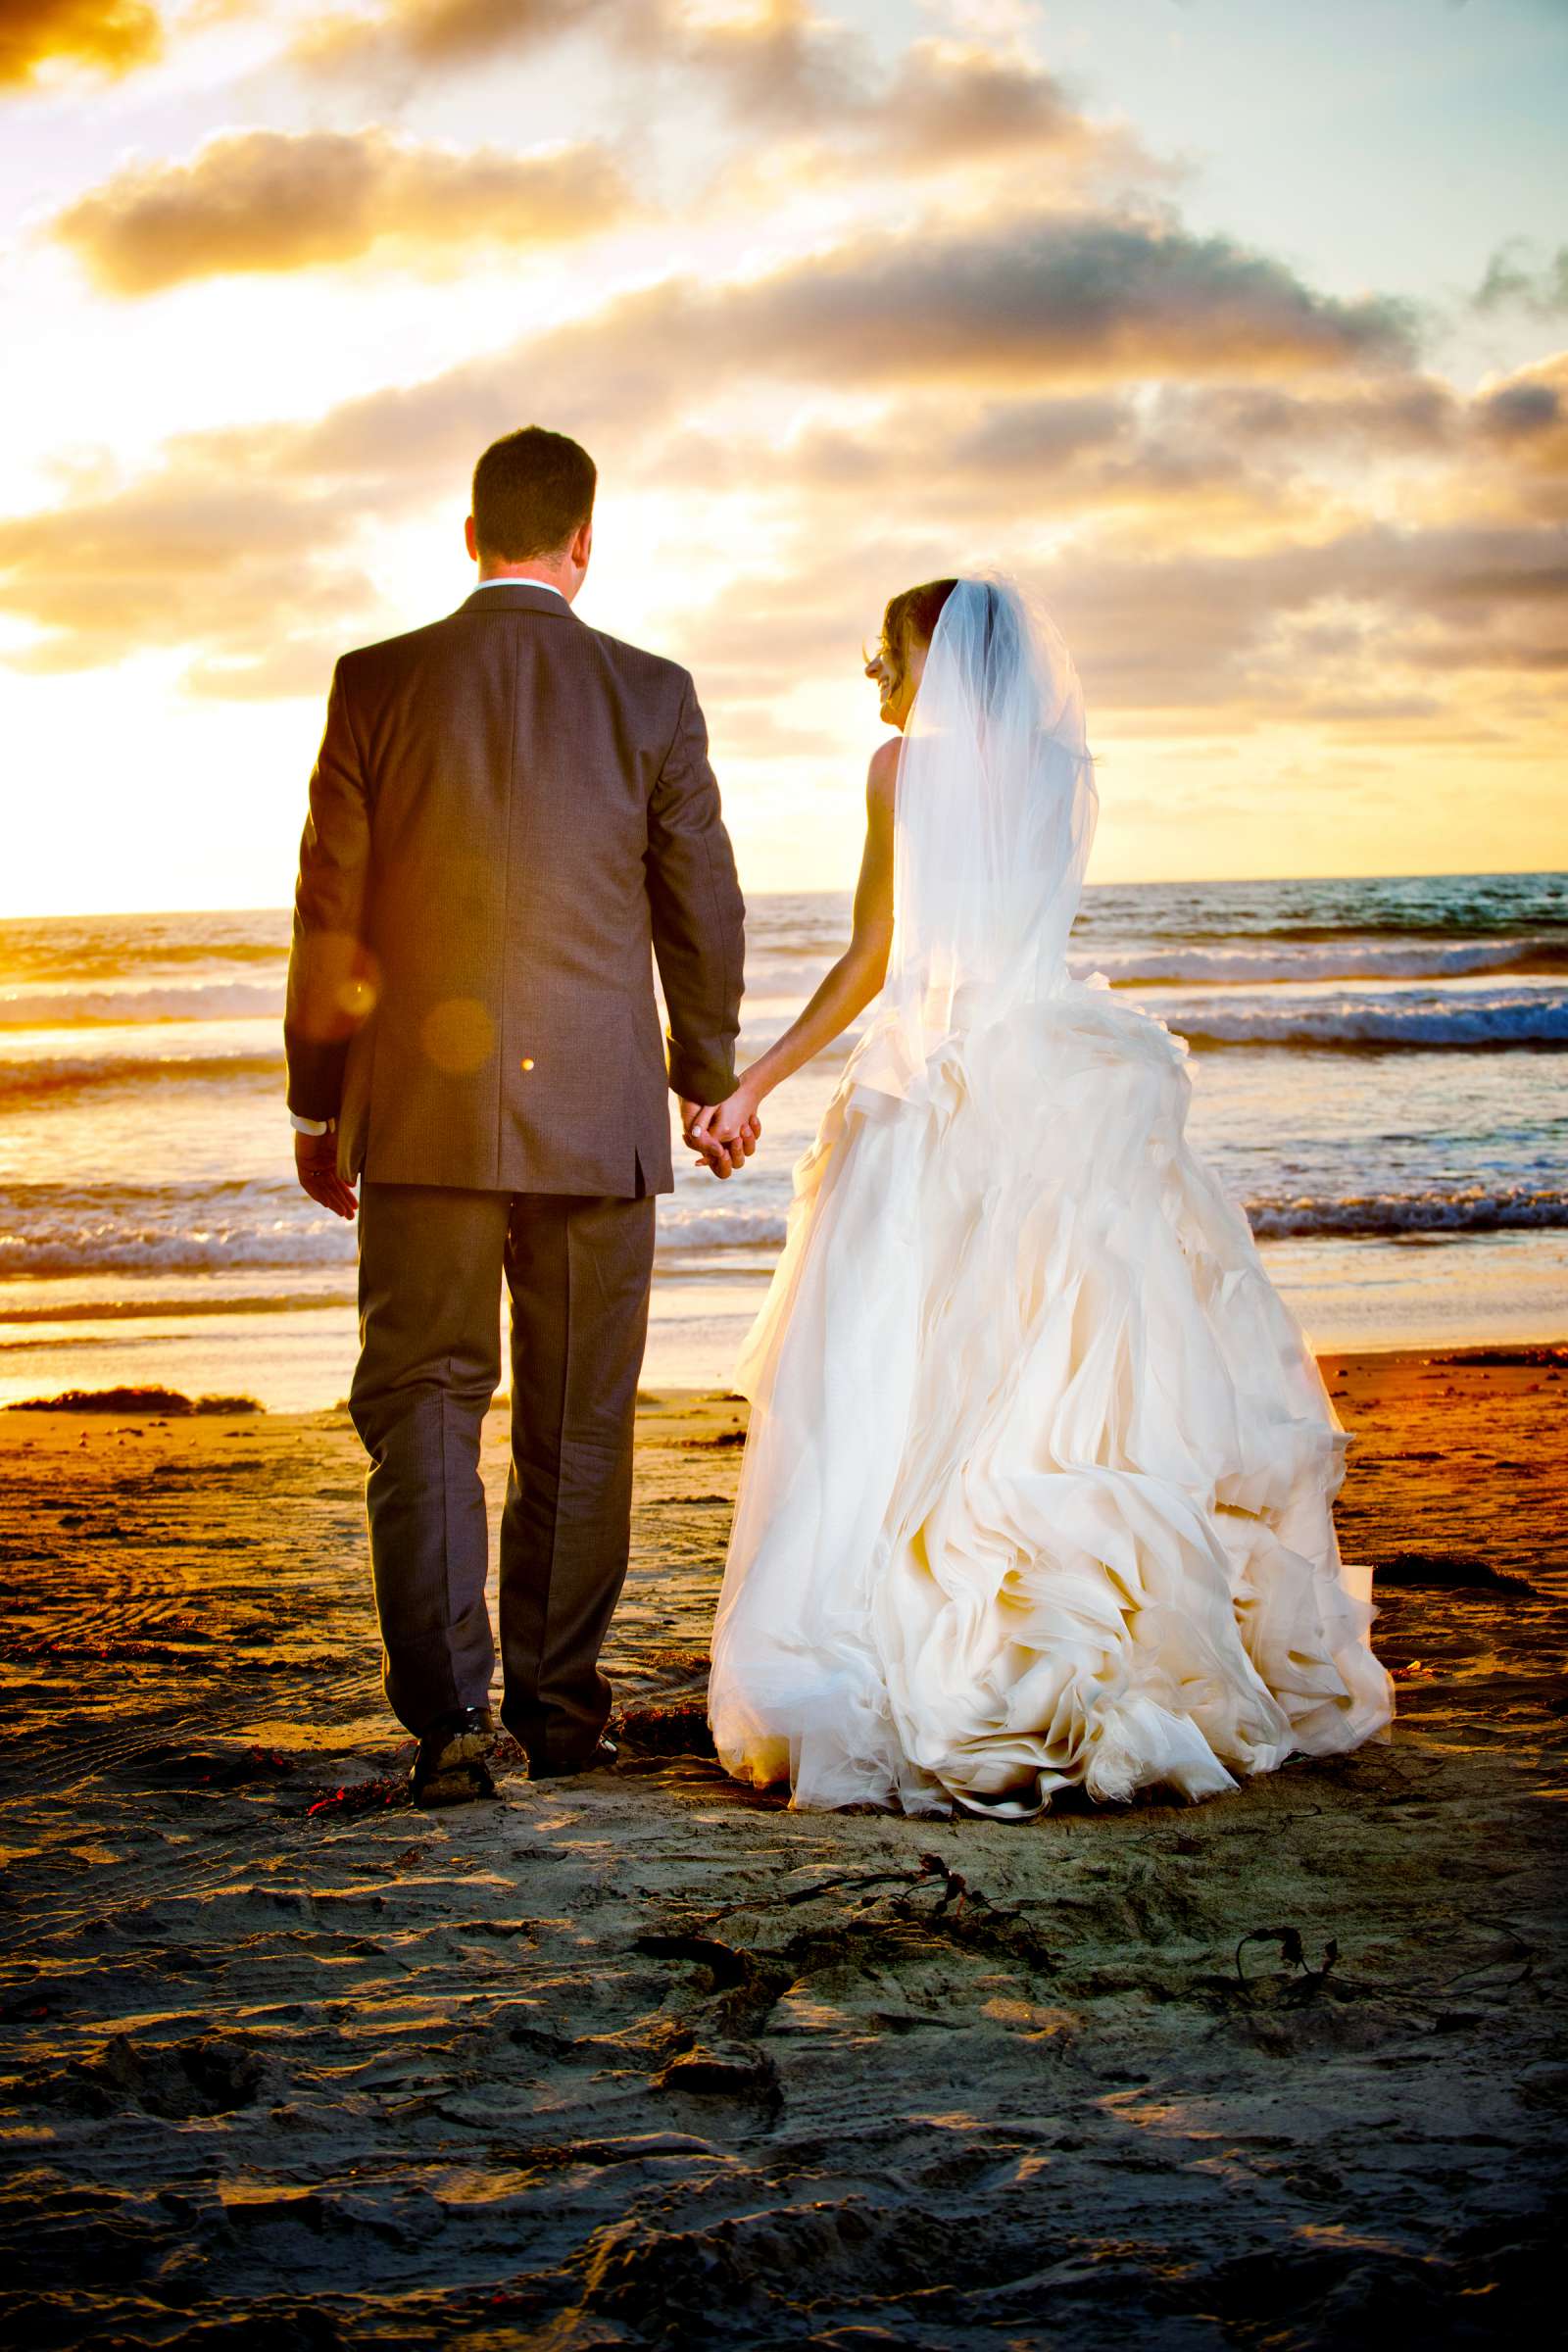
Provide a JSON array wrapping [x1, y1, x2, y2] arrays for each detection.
[[2, 864, 1565, 928]]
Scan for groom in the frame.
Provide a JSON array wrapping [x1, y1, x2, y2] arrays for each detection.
[[284, 425, 750, 1805]]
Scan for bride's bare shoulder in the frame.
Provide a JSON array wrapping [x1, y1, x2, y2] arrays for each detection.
[[866, 738, 900, 808]]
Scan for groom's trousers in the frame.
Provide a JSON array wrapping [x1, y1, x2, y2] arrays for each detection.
[[348, 1180, 657, 1763]]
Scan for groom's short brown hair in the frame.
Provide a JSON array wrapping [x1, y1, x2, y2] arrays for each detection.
[[472, 426, 596, 561]]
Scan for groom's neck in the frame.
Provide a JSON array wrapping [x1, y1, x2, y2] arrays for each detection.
[[477, 560, 581, 605]]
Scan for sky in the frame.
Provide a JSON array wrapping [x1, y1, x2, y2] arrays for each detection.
[[1, 0, 1565, 917]]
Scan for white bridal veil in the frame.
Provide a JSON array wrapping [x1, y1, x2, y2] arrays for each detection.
[[858, 573, 1100, 1098]]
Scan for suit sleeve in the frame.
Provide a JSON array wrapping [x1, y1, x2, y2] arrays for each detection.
[[283, 660, 373, 1124], [646, 670, 746, 1105]]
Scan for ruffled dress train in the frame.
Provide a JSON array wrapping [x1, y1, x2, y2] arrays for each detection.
[[707, 976, 1395, 1815]]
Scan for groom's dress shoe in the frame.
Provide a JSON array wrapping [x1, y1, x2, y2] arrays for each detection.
[[410, 1706, 497, 1807], [528, 1732, 619, 1783]]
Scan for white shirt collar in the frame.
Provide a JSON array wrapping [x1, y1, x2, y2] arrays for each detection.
[[470, 577, 568, 600]]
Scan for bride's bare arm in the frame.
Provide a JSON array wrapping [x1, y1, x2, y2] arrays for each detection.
[[690, 742, 898, 1146]]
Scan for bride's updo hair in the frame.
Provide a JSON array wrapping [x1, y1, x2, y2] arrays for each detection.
[[878, 577, 957, 696]]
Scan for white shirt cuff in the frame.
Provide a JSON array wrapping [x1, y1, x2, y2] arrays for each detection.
[[290, 1111, 331, 1136]]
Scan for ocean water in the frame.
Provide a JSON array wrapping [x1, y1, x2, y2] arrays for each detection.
[[1, 873, 1564, 1410]]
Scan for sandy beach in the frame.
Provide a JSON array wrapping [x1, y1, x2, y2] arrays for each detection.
[[1, 1346, 1563, 2348]]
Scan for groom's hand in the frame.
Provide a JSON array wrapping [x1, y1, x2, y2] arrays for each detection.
[[294, 1129, 358, 1221]]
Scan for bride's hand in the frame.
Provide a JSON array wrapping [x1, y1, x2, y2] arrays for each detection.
[[685, 1082, 763, 1180]]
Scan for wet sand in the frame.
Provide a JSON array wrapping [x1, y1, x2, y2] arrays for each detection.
[[1, 1348, 1564, 2348]]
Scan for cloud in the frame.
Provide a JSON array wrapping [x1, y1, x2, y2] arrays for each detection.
[[1473, 353, 1568, 476], [707, 209, 1414, 381], [50, 128, 638, 293], [1472, 238, 1568, 320], [859, 38, 1149, 172], [1146, 377, 1460, 457], [639, 370, 1475, 526], [291, 0, 613, 79], [668, 483, 1568, 730], [478, 205, 1422, 409], [292, 1, 1162, 191], [0, 0, 162, 86], [627, 5, 1110, 166], [10, 386, 1558, 739], [706, 28, 1166, 193], [3, 203, 1557, 723], [641, 390, 1312, 550], [0, 434, 390, 691], [214, 203, 1428, 547], [288, 0, 872, 93], [55, 198, 1407, 522], [1028, 518, 1568, 713]]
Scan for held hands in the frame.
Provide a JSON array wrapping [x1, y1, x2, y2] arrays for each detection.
[[681, 1084, 762, 1181]]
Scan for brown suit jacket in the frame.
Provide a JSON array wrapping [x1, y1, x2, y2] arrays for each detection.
[[284, 583, 746, 1195]]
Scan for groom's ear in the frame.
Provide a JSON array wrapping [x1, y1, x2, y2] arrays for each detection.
[[465, 514, 479, 563], [572, 515, 593, 571]]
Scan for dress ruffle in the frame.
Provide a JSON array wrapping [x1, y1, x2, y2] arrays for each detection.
[[707, 979, 1394, 1815]]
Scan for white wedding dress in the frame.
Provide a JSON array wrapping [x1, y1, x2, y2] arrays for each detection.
[[707, 577, 1394, 1816]]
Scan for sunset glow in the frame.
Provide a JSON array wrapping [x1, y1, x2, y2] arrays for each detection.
[[2, 0, 1565, 915]]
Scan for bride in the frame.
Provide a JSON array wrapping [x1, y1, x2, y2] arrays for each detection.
[[690, 575, 1394, 1819]]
